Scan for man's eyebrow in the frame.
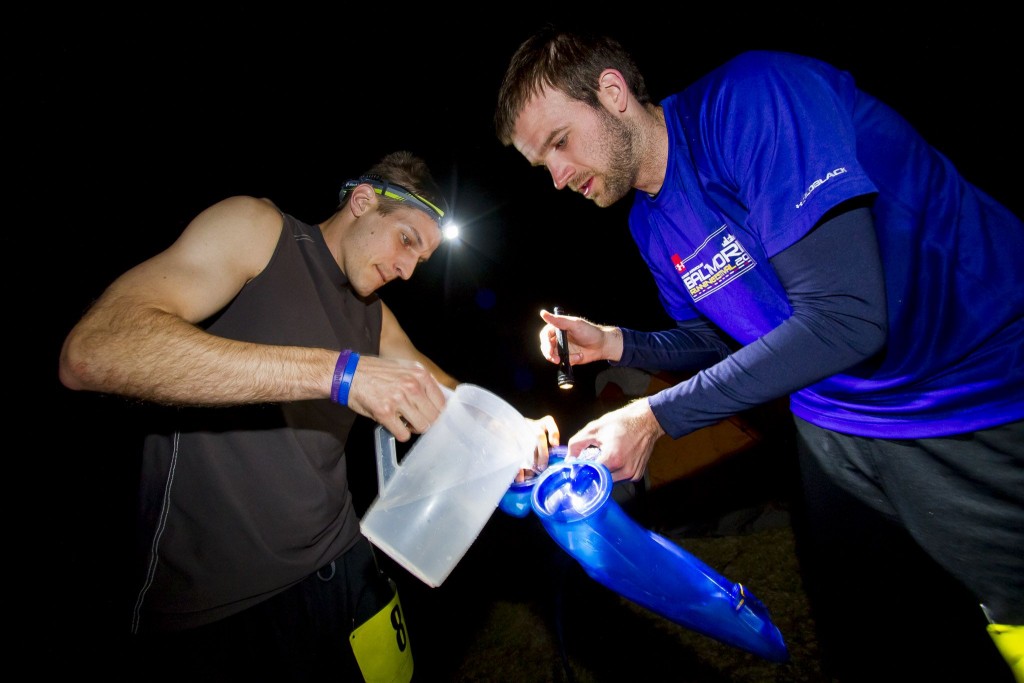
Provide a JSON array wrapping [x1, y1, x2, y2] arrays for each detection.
[[543, 128, 564, 149], [410, 225, 436, 264], [409, 225, 426, 249], [529, 127, 566, 167], [544, 127, 569, 165]]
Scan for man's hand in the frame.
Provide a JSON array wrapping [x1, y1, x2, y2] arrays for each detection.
[[538, 309, 623, 366], [346, 356, 448, 440], [566, 398, 665, 482], [517, 414, 560, 482]]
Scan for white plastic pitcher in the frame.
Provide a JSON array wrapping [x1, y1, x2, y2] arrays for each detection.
[[360, 383, 535, 587]]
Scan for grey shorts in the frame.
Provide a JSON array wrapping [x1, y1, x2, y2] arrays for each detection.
[[794, 416, 1024, 625]]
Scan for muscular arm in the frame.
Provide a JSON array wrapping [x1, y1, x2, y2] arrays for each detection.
[[648, 205, 888, 438], [59, 196, 338, 405]]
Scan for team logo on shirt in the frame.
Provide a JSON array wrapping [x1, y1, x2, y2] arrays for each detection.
[[672, 226, 756, 302], [795, 167, 847, 209]]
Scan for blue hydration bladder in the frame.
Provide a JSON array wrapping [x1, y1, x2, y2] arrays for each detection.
[[523, 457, 789, 662]]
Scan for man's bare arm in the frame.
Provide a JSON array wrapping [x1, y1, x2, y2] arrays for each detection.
[[59, 196, 337, 406]]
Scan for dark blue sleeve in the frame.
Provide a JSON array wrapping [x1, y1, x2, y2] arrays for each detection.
[[618, 318, 732, 372], [646, 205, 888, 438]]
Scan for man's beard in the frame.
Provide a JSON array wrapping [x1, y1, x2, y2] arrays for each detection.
[[591, 107, 640, 207]]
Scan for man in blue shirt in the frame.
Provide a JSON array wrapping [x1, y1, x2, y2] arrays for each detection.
[[496, 26, 1022, 681]]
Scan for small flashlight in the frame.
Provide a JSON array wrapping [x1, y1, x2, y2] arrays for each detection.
[[553, 306, 574, 390]]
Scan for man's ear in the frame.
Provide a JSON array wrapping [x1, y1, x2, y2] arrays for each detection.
[[347, 183, 378, 218], [597, 68, 629, 114]]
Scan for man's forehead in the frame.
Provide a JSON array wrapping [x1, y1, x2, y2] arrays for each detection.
[[513, 87, 578, 164]]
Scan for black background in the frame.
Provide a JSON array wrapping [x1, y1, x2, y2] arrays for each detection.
[[34, 10, 1022, 417], [17, 6, 1021, 673]]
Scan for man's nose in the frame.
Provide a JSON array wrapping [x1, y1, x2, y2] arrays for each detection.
[[396, 253, 418, 280], [550, 161, 573, 190]]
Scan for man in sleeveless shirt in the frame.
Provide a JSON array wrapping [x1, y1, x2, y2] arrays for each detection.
[[59, 150, 560, 680]]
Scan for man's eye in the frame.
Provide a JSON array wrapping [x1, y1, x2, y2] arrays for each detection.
[[555, 135, 567, 149], [401, 233, 411, 246]]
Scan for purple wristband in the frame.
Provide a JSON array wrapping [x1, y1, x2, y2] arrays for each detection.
[[331, 350, 352, 404], [337, 352, 361, 407]]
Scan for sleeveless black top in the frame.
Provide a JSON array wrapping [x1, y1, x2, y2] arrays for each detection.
[[132, 212, 382, 632]]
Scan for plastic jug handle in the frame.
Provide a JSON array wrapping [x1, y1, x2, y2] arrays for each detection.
[[371, 383, 455, 493], [373, 425, 399, 493]]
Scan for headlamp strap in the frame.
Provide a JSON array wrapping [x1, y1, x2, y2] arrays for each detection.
[[339, 176, 445, 224]]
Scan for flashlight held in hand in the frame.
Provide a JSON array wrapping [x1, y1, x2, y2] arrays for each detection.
[[554, 306, 574, 390]]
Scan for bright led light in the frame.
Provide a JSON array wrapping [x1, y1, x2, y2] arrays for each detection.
[[443, 222, 460, 241]]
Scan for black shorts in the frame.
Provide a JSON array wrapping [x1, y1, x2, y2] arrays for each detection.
[[132, 536, 393, 682]]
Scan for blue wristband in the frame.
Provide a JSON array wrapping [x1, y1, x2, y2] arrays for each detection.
[[336, 352, 361, 407], [330, 350, 352, 404]]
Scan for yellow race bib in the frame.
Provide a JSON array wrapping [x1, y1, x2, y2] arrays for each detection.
[[349, 584, 413, 683]]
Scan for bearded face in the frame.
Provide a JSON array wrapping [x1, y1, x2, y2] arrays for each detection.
[[586, 105, 642, 207]]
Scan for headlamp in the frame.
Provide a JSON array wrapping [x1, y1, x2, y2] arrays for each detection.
[[340, 175, 447, 225]]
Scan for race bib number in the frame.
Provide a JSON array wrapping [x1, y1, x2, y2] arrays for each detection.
[[349, 587, 413, 683]]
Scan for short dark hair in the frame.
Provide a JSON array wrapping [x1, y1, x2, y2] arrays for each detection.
[[340, 151, 448, 219], [494, 25, 650, 146]]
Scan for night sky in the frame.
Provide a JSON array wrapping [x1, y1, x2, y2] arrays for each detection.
[[21, 7, 1021, 668]]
